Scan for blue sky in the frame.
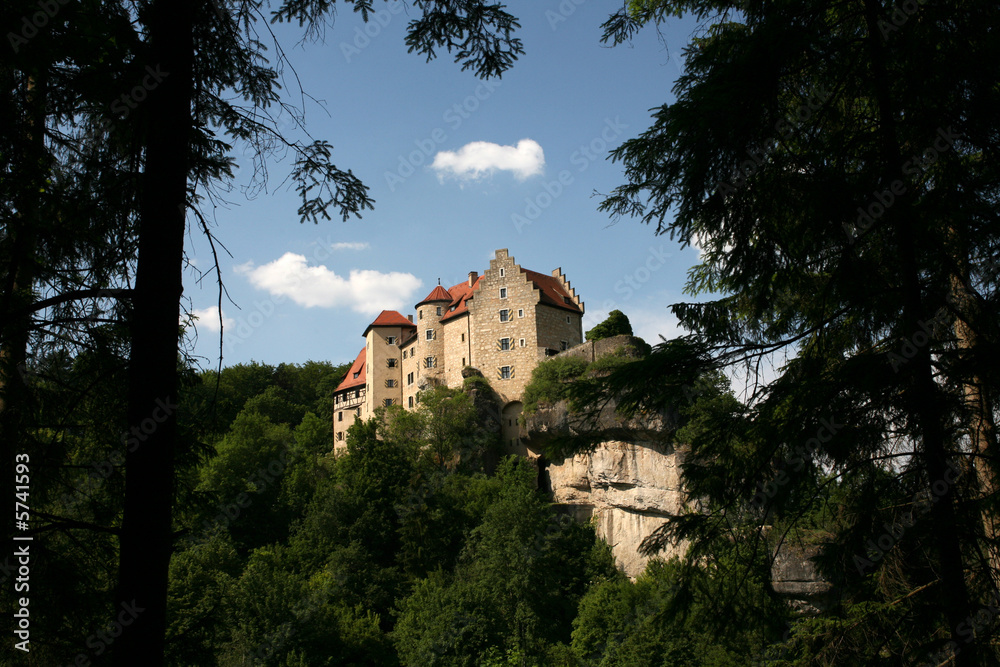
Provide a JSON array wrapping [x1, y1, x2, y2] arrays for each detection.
[[183, 1, 705, 369]]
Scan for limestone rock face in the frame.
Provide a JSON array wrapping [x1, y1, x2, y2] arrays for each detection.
[[522, 399, 686, 578], [544, 440, 687, 578], [770, 543, 834, 615], [519, 362, 832, 604]]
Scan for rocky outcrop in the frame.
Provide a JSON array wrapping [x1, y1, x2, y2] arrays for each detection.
[[543, 439, 687, 577], [770, 542, 834, 615], [518, 338, 832, 605], [522, 400, 686, 578]]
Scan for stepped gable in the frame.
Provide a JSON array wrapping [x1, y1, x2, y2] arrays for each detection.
[[440, 276, 482, 322], [417, 285, 453, 305], [334, 347, 366, 392], [522, 269, 582, 313], [362, 309, 417, 336]]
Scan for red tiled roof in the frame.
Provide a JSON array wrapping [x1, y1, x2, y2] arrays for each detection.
[[417, 285, 453, 305], [363, 309, 416, 337], [523, 269, 583, 314], [440, 276, 481, 322], [334, 347, 366, 393]]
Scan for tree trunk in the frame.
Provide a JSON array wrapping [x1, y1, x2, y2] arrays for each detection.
[[950, 267, 999, 579], [1, 71, 45, 551], [112, 0, 193, 663], [861, 1, 976, 661]]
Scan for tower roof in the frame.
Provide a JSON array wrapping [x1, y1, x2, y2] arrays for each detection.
[[440, 276, 482, 322], [416, 285, 453, 306], [363, 309, 417, 337]]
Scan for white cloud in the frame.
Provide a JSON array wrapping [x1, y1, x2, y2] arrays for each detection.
[[190, 306, 235, 333], [236, 252, 422, 314], [431, 139, 544, 181], [331, 242, 370, 251]]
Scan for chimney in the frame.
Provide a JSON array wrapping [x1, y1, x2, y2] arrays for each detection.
[[468, 271, 478, 286], [407, 314, 413, 323]]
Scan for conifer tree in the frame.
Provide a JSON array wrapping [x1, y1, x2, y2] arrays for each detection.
[[589, 2, 1000, 662]]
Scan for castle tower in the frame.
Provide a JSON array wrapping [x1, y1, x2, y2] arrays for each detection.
[[361, 310, 414, 416], [414, 284, 452, 389]]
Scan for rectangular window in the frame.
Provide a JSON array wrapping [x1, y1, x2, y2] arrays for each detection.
[[426, 329, 435, 340], [408, 396, 414, 408], [499, 309, 509, 322], [402, 350, 407, 359], [386, 336, 397, 345], [499, 287, 507, 299], [566, 315, 571, 323], [499, 365, 512, 380], [384, 398, 393, 407], [436, 306, 442, 316], [499, 268, 505, 277], [387, 358, 398, 368], [517, 309, 524, 318], [425, 356, 436, 369], [499, 337, 511, 351], [461, 333, 465, 342], [407, 372, 414, 385], [386, 379, 396, 388], [337, 431, 343, 441], [462, 357, 466, 366], [419, 310, 423, 319], [338, 412, 343, 422], [519, 338, 525, 347]]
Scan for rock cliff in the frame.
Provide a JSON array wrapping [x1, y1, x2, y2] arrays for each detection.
[[520, 395, 687, 578], [517, 336, 832, 607]]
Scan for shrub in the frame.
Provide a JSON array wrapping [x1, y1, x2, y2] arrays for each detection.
[[521, 356, 589, 415], [585, 310, 632, 341]]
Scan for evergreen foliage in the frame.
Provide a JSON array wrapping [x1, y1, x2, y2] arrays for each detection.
[[585, 309, 634, 341], [585, 2, 1000, 664]]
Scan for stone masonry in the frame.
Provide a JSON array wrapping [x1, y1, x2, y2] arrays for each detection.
[[332, 249, 584, 453]]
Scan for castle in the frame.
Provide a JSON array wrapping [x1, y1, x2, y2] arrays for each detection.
[[332, 249, 585, 454]]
